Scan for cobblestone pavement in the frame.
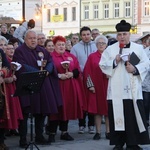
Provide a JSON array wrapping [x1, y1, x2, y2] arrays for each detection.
[[5, 120, 150, 150]]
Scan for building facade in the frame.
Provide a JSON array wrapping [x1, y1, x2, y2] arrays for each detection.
[[138, 0, 150, 34], [0, 0, 149, 37], [81, 0, 133, 33], [42, 0, 80, 37], [80, 0, 150, 35], [0, 0, 41, 31]]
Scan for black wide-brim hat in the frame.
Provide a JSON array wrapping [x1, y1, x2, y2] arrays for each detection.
[[116, 20, 131, 32]]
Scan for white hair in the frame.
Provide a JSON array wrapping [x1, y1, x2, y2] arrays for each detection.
[[0, 35, 8, 44], [94, 35, 108, 45]]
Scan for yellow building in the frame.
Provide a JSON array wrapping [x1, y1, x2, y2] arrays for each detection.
[[80, 0, 150, 35], [81, 0, 133, 34]]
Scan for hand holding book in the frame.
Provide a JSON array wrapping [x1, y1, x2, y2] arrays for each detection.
[[129, 52, 140, 66]]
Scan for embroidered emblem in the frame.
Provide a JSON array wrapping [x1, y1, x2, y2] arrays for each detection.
[[124, 85, 130, 93], [67, 57, 73, 61], [116, 118, 123, 127], [38, 52, 44, 60]]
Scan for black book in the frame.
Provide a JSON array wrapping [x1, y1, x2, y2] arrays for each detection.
[[129, 52, 140, 66]]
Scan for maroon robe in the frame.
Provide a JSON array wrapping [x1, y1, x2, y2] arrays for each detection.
[[0, 57, 23, 129], [51, 51, 86, 120], [83, 51, 108, 115]]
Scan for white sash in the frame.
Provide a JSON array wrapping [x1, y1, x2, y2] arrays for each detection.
[[111, 62, 125, 131], [130, 75, 146, 133], [111, 62, 146, 132]]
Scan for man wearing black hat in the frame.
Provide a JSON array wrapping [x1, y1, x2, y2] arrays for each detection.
[[13, 19, 35, 45], [99, 20, 150, 150]]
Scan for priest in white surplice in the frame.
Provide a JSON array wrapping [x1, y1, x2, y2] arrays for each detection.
[[100, 20, 150, 150]]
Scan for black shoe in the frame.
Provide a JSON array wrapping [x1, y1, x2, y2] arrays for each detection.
[[48, 134, 55, 143], [93, 133, 101, 140], [105, 132, 110, 139], [5, 130, 11, 137], [10, 129, 19, 136], [126, 145, 143, 150], [113, 145, 124, 150], [60, 132, 74, 141], [35, 136, 51, 145], [0, 143, 9, 150]]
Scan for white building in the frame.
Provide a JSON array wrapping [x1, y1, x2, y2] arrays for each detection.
[[0, 0, 149, 37], [42, 0, 80, 37], [0, 0, 41, 31], [0, 0, 80, 37]]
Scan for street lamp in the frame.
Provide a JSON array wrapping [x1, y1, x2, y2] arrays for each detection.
[[35, 3, 43, 32]]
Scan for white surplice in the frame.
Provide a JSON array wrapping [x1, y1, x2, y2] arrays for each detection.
[[99, 41, 150, 132]]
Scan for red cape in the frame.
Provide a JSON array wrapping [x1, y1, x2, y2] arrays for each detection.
[[83, 51, 108, 115]]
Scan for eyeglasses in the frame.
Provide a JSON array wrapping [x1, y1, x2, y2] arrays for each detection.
[[97, 42, 106, 45], [7, 48, 14, 50], [92, 33, 99, 35], [38, 37, 45, 40], [72, 37, 79, 40], [0, 44, 7, 46]]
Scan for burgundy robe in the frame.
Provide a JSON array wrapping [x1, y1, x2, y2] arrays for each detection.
[[1, 56, 23, 129], [83, 51, 108, 115], [13, 43, 63, 114], [51, 51, 86, 120]]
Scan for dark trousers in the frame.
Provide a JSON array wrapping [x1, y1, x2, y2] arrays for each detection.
[[108, 100, 150, 145], [78, 111, 94, 127], [142, 91, 150, 123], [0, 129, 5, 144], [48, 120, 68, 133], [19, 113, 46, 141]]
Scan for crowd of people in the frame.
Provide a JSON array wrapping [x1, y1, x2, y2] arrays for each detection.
[[0, 19, 149, 150]]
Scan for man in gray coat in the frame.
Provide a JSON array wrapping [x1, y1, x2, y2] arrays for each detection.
[[71, 26, 97, 134]]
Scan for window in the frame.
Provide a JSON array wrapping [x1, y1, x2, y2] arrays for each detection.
[[72, 7, 76, 21], [104, 4, 109, 19], [84, 5, 89, 19], [63, 8, 67, 21], [47, 9, 50, 22], [144, 1, 150, 16], [125, 2, 130, 17], [114, 3, 119, 18], [93, 4, 99, 19], [55, 8, 58, 15]]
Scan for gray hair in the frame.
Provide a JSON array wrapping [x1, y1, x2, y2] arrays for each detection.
[[91, 28, 100, 33], [94, 35, 108, 45], [24, 29, 37, 39], [0, 35, 8, 44], [37, 32, 45, 37]]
